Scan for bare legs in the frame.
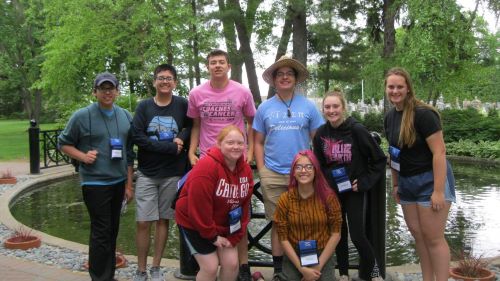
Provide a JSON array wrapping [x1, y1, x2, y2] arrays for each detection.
[[136, 219, 169, 271], [194, 246, 239, 281], [402, 203, 451, 281]]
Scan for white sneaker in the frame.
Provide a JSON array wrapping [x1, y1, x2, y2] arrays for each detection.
[[150, 266, 162, 281], [338, 275, 351, 281]]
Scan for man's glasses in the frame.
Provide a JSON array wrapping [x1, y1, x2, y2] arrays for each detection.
[[96, 86, 116, 93], [294, 164, 314, 172], [276, 71, 295, 78], [156, 76, 174, 82]]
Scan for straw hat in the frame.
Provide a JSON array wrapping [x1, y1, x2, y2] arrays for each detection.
[[262, 55, 309, 87]]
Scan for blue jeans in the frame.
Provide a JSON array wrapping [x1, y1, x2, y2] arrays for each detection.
[[398, 161, 456, 207]]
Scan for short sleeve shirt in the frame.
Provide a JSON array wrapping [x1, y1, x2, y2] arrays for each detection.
[[187, 80, 256, 156], [253, 94, 324, 174]]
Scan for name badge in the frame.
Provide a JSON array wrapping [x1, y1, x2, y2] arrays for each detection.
[[332, 167, 352, 193], [298, 240, 319, 267], [389, 146, 401, 171], [110, 138, 123, 160], [159, 131, 174, 142], [228, 206, 242, 234]]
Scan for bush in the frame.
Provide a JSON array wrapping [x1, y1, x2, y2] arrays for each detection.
[[363, 111, 384, 134], [446, 140, 500, 160], [441, 108, 500, 143]]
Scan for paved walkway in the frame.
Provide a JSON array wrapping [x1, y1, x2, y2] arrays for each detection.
[[0, 254, 89, 281]]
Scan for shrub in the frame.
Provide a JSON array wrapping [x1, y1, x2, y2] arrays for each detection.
[[441, 108, 500, 143], [446, 140, 500, 159]]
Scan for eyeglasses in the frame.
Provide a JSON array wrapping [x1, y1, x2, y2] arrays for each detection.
[[276, 71, 295, 78], [294, 164, 314, 172], [96, 86, 116, 93], [156, 76, 174, 82]]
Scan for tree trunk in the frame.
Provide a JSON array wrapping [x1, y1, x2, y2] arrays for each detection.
[[191, 0, 201, 85], [229, 0, 262, 105], [33, 89, 41, 122], [267, 5, 294, 99], [291, 0, 307, 95], [291, 0, 307, 66], [382, 0, 398, 114], [217, 0, 243, 82]]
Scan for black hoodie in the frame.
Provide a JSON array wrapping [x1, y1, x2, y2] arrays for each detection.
[[313, 116, 386, 193]]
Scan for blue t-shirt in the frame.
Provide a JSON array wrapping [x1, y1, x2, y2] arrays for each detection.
[[253, 95, 324, 174]]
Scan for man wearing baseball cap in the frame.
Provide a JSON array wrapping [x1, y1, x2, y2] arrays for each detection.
[[59, 72, 135, 281], [253, 56, 324, 280]]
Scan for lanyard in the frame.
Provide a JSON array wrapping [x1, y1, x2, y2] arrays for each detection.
[[97, 104, 119, 139]]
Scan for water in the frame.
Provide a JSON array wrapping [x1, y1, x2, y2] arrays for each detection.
[[10, 161, 500, 266]]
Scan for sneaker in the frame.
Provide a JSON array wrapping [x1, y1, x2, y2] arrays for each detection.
[[338, 275, 351, 281], [133, 270, 147, 281], [150, 266, 162, 281], [238, 264, 252, 281]]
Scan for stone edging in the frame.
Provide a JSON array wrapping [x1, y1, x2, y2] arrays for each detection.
[[0, 166, 178, 268], [447, 155, 500, 166]]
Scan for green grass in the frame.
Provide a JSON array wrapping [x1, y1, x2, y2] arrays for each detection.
[[0, 119, 60, 161]]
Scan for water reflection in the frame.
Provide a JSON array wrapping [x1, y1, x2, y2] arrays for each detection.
[[10, 161, 500, 266]]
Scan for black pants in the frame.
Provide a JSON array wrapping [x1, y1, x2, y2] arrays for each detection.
[[336, 191, 380, 279], [82, 181, 125, 281]]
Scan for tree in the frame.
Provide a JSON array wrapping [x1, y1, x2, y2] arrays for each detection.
[[0, 0, 44, 121]]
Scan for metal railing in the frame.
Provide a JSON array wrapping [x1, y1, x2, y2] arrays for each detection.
[[29, 120, 70, 174]]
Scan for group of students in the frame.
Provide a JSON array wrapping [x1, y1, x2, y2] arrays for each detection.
[[58, 49, 456, 281]]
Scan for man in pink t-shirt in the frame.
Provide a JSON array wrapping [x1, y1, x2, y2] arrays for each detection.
[[187, 49, 256, 281], [187, 49, 256, 165]]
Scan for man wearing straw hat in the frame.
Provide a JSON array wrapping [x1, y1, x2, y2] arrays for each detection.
[[253, 56, 324, 280]]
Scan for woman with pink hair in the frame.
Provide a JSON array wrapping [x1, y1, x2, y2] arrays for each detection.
[[274, 150, 342, 281]]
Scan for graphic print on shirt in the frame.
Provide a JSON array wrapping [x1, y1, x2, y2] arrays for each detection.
[[147, 116, 179, 141], [321, 137, 352, 164], [268, 110, 307, 132], [215, 176, 250, 209], [200, 99, 236, 122]]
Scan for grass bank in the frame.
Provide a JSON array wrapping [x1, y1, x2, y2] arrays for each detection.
[[0, 119, 60, 161]]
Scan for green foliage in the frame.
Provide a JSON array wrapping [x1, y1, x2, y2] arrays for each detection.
[[350, 111, 384, 134], [446, 140, 500, 160], [441, 108, 500, 143]]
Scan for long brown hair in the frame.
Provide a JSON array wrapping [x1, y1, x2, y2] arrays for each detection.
[[385, 67, 439, 147]]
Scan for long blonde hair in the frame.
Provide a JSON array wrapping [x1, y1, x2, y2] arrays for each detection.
[[385, 67, 439, 147]]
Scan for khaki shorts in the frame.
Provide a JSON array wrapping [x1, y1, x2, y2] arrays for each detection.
[[135, 171, 179, 221], [259, 166, 289, 220]]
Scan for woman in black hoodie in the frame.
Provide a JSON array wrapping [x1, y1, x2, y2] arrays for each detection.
[[312, 90, 386, 281]]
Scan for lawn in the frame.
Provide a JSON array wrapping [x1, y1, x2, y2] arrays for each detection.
[[0, 119, 60, 161]]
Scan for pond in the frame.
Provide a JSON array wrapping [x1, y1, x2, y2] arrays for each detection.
[[10, 160, 500, 266]]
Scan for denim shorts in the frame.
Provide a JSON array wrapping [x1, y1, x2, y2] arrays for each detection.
[[398, 161, 456, 207]]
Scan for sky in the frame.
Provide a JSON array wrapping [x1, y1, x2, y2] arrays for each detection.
[[236, 1, 499, 99]]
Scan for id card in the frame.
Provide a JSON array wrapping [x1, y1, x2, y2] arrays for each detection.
[[389, 146, 401, 171], [298, 240, 319, 267], [110, 138, 123, 160], [228, 206, 242, 234], [159, 131, 174, 142], [332, 167, 352, 193]]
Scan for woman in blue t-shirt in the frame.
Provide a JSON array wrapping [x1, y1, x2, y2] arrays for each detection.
[[384, 67, 455, 281]]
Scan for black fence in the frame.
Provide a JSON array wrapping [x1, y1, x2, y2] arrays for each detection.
[[29, 121, 70, 174]]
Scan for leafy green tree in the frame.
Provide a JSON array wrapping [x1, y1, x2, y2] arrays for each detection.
[[0, 0, 44, 121]]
